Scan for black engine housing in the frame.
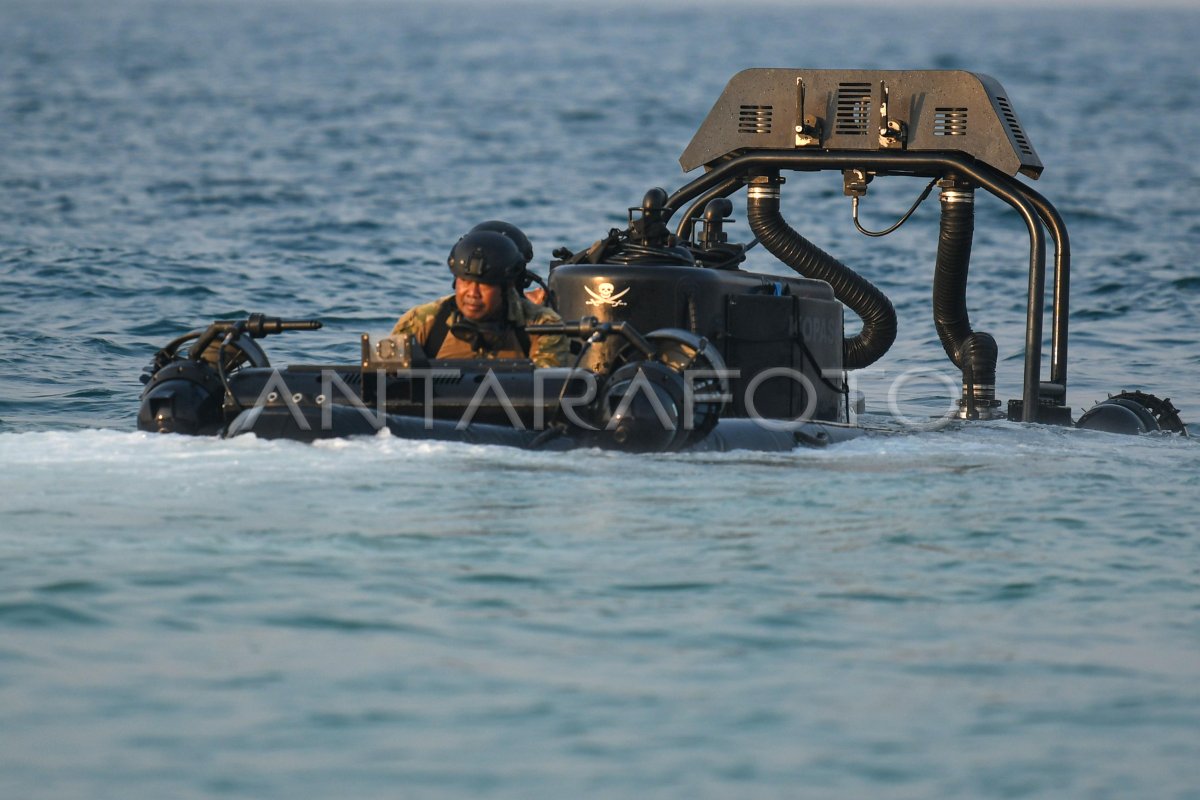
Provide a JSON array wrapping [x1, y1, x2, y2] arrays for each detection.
[[550, 263, 845, 423]]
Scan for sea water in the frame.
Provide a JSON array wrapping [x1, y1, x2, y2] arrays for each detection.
[[2, 2, 1198, 797]]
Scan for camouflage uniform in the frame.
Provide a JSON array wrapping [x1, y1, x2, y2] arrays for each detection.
[[391, 289, 568, 368]]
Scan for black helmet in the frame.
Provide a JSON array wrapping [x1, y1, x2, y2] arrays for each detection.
[[469, 220, 533, 264], [447, 230, 525, 285]]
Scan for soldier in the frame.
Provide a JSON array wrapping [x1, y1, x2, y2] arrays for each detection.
[[391, 226, 568, 368], [472, 219, 549, 306]]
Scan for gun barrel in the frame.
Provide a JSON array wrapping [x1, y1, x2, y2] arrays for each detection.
[[244, 315, 322, 336]]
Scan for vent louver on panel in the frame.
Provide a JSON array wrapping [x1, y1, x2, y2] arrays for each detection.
[[995, 96, 1034, 155], [835, 83, 872, 135], [934, 107, 968, 136], [738, 105, 773, 134]]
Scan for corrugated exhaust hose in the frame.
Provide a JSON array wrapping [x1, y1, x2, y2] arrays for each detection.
[[934, 183, 998, 413], [746, 181, 896, 370]]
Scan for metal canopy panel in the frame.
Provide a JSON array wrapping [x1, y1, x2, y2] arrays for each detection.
[[680, 68, 1043, 179]]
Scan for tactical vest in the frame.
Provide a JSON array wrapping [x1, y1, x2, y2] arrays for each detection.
[[424, 297, 532, 360]]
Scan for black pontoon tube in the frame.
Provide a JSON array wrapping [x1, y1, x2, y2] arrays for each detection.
[[663, 151, 1053, 422], [934, 180, 999, 417], [744, 174, 896, 370]]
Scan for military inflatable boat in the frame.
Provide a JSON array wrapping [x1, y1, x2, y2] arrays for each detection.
[[137, 68, 1187, 451]]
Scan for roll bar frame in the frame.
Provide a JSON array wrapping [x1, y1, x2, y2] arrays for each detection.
[[662, 150, 1069, 422]]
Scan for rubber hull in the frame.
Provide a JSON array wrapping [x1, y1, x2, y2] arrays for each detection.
[[225, 402, 862, 452]]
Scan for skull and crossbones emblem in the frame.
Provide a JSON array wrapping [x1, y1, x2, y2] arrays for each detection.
[[584, 281, 630, 307]]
